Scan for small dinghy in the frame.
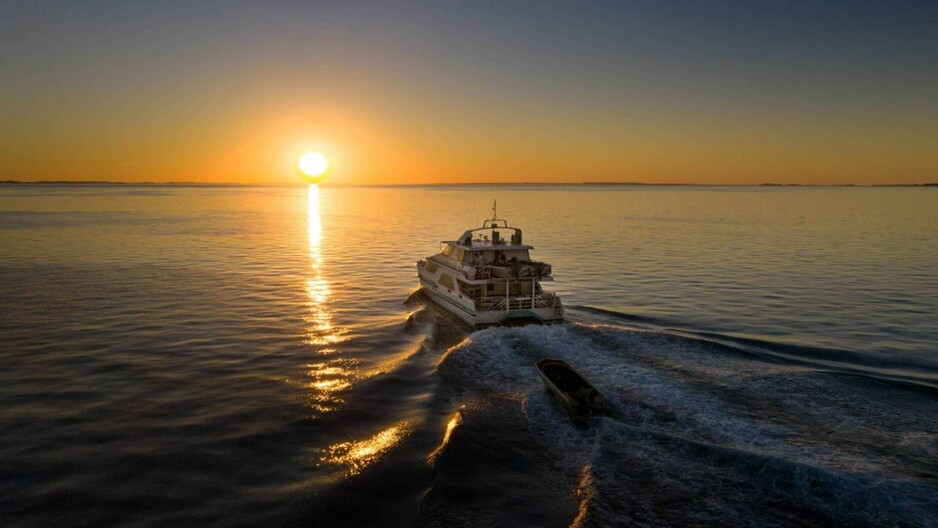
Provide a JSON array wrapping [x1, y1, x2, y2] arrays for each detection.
[[536, 359, 605, 416]]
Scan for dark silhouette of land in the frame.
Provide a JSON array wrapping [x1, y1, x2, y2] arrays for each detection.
[[1, 180, 936, 187]]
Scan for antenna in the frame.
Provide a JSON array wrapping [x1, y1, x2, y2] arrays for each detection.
[[492, 199, 497, 220]]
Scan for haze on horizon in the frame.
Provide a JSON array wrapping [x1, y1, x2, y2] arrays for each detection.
[[2, 1, 937, 186]]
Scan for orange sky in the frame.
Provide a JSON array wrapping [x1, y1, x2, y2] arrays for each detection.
[[2, 3, 936, 185]]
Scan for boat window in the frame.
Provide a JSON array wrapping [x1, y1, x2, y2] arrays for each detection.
[[426, 261, 438, 273], [441, 245, 453, 257], [439, 274, 455, 289], [454, 248, 465, 262]]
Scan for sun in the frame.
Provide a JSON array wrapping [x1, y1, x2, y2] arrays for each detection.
[[299, 151, 329, 181]]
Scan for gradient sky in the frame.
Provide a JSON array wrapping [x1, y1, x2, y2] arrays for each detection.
[[2, 1, 937, 185]]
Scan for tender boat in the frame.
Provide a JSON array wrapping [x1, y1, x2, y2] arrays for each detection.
[[416, 202, 564, 327], [536, 359, 605, 415]]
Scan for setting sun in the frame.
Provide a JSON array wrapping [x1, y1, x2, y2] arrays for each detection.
[[299, 151, 329, 181]]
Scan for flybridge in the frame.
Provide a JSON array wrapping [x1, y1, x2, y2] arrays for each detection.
[[453, 219, 531, 249], [448, 201, 532, 249]]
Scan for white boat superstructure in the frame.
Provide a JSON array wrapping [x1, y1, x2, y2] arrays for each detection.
[[416, 205, 564, 327]]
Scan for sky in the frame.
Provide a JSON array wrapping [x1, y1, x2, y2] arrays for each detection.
[[1, 1, 937, 185]]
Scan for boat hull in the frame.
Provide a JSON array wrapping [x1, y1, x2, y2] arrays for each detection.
[[417, 267, 563, 328]]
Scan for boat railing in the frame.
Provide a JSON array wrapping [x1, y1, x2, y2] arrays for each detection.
[[475, 292, 561, 312]]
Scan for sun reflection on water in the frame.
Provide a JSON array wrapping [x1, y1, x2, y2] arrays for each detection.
[[304, 185, 351, 413], [304, 359, 358, 413], [302, 187, 409, 473], [428, 411, 462, 465], [304, 185, 345, 347], [321, 423, 411, 476]]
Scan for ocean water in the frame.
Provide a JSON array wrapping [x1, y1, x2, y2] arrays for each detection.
[[0, 184, 936, 527]]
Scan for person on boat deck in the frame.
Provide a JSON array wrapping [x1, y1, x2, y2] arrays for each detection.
[[495, 251, 506, 264]]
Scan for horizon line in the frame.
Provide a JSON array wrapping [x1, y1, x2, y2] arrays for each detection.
[[1, 180, 937, 188]]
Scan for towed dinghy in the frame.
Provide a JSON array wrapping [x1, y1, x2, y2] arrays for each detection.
[[536, 359, 604, 415]]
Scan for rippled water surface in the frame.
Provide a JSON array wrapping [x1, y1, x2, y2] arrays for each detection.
[[1, 184, 936, 527]]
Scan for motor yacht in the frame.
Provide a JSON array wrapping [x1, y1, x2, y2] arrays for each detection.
[[416, 204, 564, 327]]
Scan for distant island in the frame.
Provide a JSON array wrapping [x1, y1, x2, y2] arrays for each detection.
[[1, 180, 936, 187]]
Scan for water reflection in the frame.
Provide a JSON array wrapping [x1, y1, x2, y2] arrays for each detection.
[[303, 186, 408, 474], [304, 185, 350, 413], [322, 422, 411, 476], [304, 359, 358, 413], [428, 411, 462, 465], [304, 185, 342, 346]]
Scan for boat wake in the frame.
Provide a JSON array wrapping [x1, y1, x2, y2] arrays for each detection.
[[425, 322, 938, 527], [575, 305, 938, 391]]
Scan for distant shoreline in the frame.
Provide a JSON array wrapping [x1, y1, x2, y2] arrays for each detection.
[[1, 180, 935, 188]]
